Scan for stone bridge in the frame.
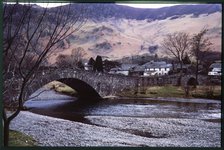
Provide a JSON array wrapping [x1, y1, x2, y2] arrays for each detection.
[[4, 68, 209, 105]]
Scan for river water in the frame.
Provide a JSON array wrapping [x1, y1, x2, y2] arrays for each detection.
[[20, 89, 221, 147], [24, 90, 221, 123]]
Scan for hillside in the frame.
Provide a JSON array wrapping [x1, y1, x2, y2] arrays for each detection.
[[4, 3, 221, 64], [49, 4, 221, 63]]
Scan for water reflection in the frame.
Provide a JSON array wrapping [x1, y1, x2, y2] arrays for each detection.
[[26, 96, 221, 122]]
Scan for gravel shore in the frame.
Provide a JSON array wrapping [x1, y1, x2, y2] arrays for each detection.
[[10, 111, 221, 147]]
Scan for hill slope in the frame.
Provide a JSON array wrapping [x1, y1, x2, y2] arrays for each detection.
[[50, 4, 221, 63], [5, 3, 221, 63]]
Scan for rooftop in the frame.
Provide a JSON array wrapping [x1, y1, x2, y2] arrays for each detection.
[[210, 62, 221, 69], [142, 61, 172, 68]]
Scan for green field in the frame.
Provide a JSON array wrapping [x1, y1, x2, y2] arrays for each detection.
[[118, 85, 221, 100]]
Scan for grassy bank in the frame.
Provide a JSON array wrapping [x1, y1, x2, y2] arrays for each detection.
[[44, 81, 221, 100], [45, 81, 78, 96], [118, 85, 221, 100], [9, 130, 37, 146]]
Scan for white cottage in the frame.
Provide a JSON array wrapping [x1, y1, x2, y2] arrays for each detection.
[[142, 61, 172, 76], [208, 62, 222, 76]]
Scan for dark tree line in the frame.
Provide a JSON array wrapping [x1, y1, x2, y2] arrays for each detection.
[[88, 56, 121, 72], [88, 55, 103, 72]]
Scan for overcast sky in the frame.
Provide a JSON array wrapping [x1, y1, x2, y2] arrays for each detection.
[[36, 3, 187, 8], [6, 2, 193, 8], [117, 3, 189, 8], [38, 3, 188, 8]]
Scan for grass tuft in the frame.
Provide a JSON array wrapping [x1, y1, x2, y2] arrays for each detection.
[[9, 130, 37, 146]]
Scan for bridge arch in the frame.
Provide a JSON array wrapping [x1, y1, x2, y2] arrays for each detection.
[[22, 69, 138, 101], [26, 78, 102, 103], [24, 71, 104, 102], [57, 78, 101, 99]]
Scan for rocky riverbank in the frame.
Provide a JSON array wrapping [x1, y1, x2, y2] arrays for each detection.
[[10, 111, 221, 147]]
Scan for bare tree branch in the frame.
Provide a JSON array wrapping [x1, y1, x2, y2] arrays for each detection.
[[3, 2, 86, 146], [161, 32, 190, 72]]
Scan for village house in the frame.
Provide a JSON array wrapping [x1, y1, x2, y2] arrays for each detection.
[[84, 62, 92, 71], [110, 61, 172, 77], [109, 64, 137, 76], [128, 61, 172, 77], [129, 65, 145, 76], [208, 61, 222, 76], [142, 61, 172, 76]]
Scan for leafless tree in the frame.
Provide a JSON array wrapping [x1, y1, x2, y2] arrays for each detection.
[[56, 54, 73, 68], [56, 47, 86, 69], [162, 32, 190, 74], [3, 2, 86, 146], [71, 47, 87, 65], [161, 32, 190, 86], [190, 28, 212, 82]]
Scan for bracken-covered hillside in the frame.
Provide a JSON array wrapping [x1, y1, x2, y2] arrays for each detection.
[[4, 3, 222, 64]]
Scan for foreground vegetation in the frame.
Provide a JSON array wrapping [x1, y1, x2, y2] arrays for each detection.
[[118, 85, 221, 100], [9, 130, 37, 146]]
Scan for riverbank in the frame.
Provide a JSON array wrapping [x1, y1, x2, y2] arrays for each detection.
[[41, 81, 221, 100], [106, 96, 221, 104], [10, 111, 221, 147], [118, 85, 221, 100]]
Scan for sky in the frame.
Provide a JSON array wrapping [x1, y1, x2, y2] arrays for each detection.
[[6, 2, 192, 8], [117, 3, 188, 8]]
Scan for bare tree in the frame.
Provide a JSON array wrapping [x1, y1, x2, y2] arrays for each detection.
[[56, 54, 73, 68], [190, 28, 212, 82], [71, 47, 86, 67], [3, 2, 86, 146], [162, 32, 190, 74], [55, 47, 86, 69], [161, 32, 190, 86]]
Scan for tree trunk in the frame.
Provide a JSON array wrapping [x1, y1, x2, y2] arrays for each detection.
[[3, 82, 24, 146], [177, 61, 183, 86], [196, 59, 199, 83], [180, 61, 183, 75], [4, 120, 10, 146]]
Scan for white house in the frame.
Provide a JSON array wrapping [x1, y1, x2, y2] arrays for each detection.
[[142, 61, 172, 76], [208, 62, 222, 76]]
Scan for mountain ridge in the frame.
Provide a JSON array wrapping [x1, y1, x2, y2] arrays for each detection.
[[4, 3, 222, 64], [63, 3, 222, 21]]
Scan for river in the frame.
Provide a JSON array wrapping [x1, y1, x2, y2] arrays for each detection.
[[20, 89, 221, 147], [24, 89, 221, 122]]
